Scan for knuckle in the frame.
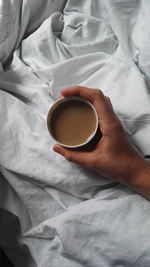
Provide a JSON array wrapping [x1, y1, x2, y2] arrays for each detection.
[[76, 85, 82, 89], [95, 89, 101, 95], [76, 85, 85, 90], [94, 89, 104, 98]]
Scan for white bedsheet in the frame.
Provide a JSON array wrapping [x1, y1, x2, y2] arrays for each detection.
[[0, 0, 150, 266]]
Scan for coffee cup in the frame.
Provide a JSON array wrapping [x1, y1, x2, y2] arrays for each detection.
[[47, 96, 101, 150]]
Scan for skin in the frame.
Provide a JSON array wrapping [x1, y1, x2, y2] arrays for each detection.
[[53, 86, 150, 200]]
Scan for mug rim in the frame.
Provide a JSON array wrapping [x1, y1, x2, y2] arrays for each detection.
[[47, 96, 99, 148]]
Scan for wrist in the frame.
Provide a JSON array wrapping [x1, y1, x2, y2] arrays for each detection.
[[123, 156, 150, 199]]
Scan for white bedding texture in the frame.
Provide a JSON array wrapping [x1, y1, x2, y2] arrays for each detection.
[[0, 0, 150, 266]]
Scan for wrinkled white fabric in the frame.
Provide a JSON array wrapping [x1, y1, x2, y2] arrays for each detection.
[[0, 0, 150, 266]]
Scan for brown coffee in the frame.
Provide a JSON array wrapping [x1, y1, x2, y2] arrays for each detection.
[[50, 100, 97, 146]]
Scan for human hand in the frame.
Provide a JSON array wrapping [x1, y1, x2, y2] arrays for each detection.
[[53, 86, 148, 187]]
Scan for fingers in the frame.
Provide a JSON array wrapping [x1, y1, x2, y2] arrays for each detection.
[[61, 86, 97, 103], [53, 144, 92, 166], [61, 86, 115, 124], [105, 96, 114, 111]]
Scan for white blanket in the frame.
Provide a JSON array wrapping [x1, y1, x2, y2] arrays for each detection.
[[0, 0, 150, 266]]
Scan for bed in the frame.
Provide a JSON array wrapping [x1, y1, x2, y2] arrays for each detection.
[[0, 0, 150, 266]]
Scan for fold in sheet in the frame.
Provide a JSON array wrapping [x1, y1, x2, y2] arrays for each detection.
[[0, 0, 150, 266]]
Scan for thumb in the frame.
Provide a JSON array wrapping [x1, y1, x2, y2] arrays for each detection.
[[53, 144, 91, 165]]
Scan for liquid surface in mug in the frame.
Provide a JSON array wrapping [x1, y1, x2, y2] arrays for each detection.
[[50, 101, 97, 146]]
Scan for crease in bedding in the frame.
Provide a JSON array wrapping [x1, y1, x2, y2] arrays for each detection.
[[0, 0, 150, 266]]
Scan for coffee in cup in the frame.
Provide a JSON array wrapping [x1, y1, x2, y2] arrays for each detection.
[[47, 96, 101, 150]]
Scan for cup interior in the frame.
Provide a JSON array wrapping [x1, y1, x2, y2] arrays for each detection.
[[47, 96, 98, 148]]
